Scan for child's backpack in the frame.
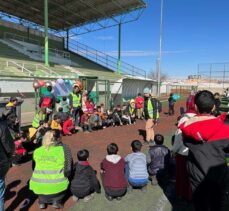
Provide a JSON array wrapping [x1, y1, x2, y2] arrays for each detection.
[[41, 96, 52, 108]]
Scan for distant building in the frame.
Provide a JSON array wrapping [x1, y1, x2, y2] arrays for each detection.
[[188, 75, 201, 80]]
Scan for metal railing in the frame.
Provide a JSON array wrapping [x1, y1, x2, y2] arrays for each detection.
[[69, 40, 147, 78], [4, 32, 70, 60], [6, 60, 33, 76], [41, 47, 70, 59], [4, 32, 40, 46]]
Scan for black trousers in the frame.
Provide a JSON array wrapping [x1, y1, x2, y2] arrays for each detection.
[[39, 191, 66, 204], [193, 178, 229, 211], [168, 105, 174, 115]]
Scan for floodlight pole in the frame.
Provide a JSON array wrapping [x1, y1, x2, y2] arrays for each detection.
[[44, 0, 49, 66], [117, 23, 121, 75], [157, 0, 164, 97]]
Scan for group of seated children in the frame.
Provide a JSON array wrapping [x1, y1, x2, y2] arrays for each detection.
[[12, 96, 140, 166], [70, 134, 174, 202]]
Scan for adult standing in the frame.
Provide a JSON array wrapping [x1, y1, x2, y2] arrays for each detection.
[[0, 117, 15, 211], [135, 93, 144, 119], [180, 90, 229, 211], [29, 131, 72, 209], [172, 101, 196, 201], [2, 97, 20, 137], [69, 81, 82, 129], [143, 88, 161, 144]]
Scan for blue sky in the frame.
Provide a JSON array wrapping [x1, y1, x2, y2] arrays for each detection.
[[76, 0, 229, 78]]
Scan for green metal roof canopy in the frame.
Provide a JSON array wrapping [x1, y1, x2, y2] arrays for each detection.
[[0, 0, 145, 30]]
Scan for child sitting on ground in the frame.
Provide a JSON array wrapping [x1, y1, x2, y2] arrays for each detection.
[[106, 109, 114, 127], [81, 111, 93, 132], [126, 99, 137, 124], [56, 107, 66, 122], [63, 116, 75, 136], [101, 143, 127, 201], [34, 120, 49, 145], [51, 114, 62, 137], [97, 106, 107, 128], [125, 140, 148, 190], [71, 149, 101, 202], [12, 133, 27, 166], [147, 134, 171, 186], [113, 105, 124, 126]]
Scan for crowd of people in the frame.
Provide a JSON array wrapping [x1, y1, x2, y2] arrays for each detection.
[[1, 83, 229, 210]]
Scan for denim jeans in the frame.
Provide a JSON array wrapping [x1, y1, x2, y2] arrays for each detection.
[[72, 108, 81, 127], [0, 177, 5, 211], [0, 163, 10, 211]]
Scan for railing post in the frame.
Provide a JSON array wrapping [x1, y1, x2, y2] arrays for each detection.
[[106, 55, 108, 67]]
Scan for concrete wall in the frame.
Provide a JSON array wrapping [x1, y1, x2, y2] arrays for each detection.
[[0, 79, 34, 94]]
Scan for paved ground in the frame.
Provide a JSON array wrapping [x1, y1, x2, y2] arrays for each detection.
[[4, 100, 187, 211]]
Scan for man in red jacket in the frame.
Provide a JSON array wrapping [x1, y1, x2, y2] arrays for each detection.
[[101, 143, 127, 201], [180, 90, 229, 211], [135, 93, 144, 119]]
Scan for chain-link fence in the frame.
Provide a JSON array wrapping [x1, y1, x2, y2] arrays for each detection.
[[197, 63, 229, 93]]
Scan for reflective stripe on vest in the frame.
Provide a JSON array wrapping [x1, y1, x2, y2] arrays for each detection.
[[70, 92, 81, 108], [147, 99, 153, 119], [32, 113, 45, 128], [29, 146, 69, 195]]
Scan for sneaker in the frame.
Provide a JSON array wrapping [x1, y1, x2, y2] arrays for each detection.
[[151, 176, 158, 186], [144, 140, 149, 145], [52, 202, 63, 209], [141, 185, 147, 193], [149, 140, 155, 146], [83, 194, 94, 202], [72, 195, 79, 202], [127, 186, 133, 193], [105, 194, 113, 201], [116, 197, 122, 201], [39, 203, 46, 209]]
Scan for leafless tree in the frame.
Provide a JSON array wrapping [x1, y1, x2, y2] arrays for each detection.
[[147, 70, 168, 81]]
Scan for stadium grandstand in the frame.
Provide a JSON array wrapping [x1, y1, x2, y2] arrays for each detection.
[[0, 0, 157, 124], [0, 0, 157, 119]]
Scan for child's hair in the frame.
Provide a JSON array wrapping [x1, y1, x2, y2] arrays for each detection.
[[63, 96, 67, 101], [58, 107, 63, 112], [154, 134, 164, 145], [170, 93, 173, 97], [10, 97, 18, 102], [138, 93, 141, 96], [39, 120, 46, 126], [53, 114, 60, 120], [194, 90, 215, 114], [100, 103, 104, 107], [56, 98, 61, 103], [107, 143, 118, 155], [131, 140, 142, 152], [77, 149, 89, 161], [116, 105, 121, 109], [97, 106, 101, 110]]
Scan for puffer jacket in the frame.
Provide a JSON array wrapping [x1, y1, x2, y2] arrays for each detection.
[[179, 113, 229, 192], [0, 118, 15, 177], [70, 161, 101, 196], [2, 102, 18, 131], [147, 145, 171, 176]]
